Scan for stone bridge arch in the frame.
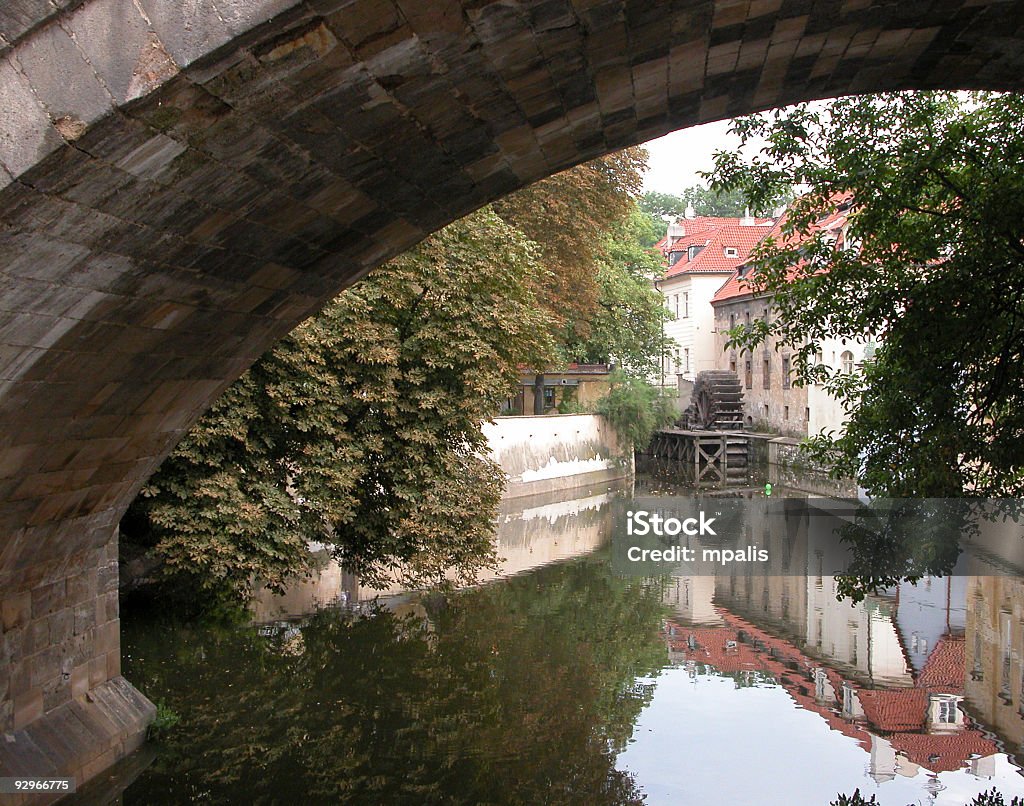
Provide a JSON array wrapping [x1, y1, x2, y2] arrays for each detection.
[[1, 0, 1023, 791]]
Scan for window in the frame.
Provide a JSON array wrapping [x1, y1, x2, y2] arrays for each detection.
[[805, 407, 810, 421], [744, 358, 752, 390], [729, 313, 736, 330], [684, 348, 690, 373], [724, 246, 739, 258], [782, 355, 791, 388], [673, 294, 679, 319], [937, 697, 959, 724], [763, 353, 770, 389], [729, 355, 737, 373], [784, 405, 789, 420], [543, 386, 555, 411], [841, 350, 854, 374], [683, 292, 689, 318], [745, 311, 751, 328]]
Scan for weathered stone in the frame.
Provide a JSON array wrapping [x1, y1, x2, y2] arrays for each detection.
[[64, 0, 178, 104], [1, 0, 1024, 792], [14, 17, 114, 138], [0, 54, 63, 176]]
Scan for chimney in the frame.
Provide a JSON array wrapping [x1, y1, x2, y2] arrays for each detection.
[[740, 206, 755, 226], [684, 204, 696, 219], [666, 221, 685, 246]]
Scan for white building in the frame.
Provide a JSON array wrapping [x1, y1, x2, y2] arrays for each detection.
[[654, 208, 774, 390]]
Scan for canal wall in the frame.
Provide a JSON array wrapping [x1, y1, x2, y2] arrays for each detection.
[[767, 437, 857, 496], [483, 414, 633, 499]]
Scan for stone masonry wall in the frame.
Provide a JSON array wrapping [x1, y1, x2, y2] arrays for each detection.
[[2, 0, 1024, 790]]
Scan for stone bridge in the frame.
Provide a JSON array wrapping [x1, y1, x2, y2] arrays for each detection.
[[2, 0, 1023, 792]]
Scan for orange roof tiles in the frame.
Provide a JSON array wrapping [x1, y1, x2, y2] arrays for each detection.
[[661, 606, 997, 777], [856, 688, 929, 733], [711, 195, 856, 304], [917, 635, 965, 692], [891, 731, 999, 774]]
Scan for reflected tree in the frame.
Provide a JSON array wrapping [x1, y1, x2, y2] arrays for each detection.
[[120, 555, 668, 805]]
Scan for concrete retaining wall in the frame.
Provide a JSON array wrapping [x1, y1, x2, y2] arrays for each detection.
[[483, 414, 633, 499]]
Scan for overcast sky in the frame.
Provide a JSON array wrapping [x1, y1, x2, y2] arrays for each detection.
[[640, 120, 744, 195]]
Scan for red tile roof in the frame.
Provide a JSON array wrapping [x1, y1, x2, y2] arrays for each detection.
[[711, 195, 855, 304], [661, 607, 998, 776], [856, 688, 929, 733], [917, 635, 965, 692], [665, 223, 776, 278], [891, 731, 999, 774]]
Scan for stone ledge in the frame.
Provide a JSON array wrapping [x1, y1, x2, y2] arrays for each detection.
[[0, 676, 154, 805]]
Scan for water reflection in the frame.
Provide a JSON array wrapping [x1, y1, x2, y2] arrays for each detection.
[[74, 482, 1024, 805]]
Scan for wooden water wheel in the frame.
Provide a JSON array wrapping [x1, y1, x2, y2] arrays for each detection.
[[681, 370, 744, 430]]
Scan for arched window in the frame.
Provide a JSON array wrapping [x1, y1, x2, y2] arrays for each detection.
[[841, 350, 854, 374]]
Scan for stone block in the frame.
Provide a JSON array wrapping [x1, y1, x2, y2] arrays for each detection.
[[47, 607, 73, 644], [104, 650, 119, 679], [69, 664, 88, 700], [73, 603, 96, 636], [8, 660, 31, 698], [0, 54, 63, 177], [29, 645, 62, 690], [65, 571, 97, 607], [41, 674, 71, 712], [0, 0, 57, 44], [64, 0, 178, 103], [12, 689, 43, 730], [2, 591, 31, 630], [30, 579, 65, 619], [87, 654, 106, 688], [14, 16, 114, 138], [26, 616, 48, 655], [135, 0, 232, 67]]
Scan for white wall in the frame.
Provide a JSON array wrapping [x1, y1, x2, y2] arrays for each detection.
[[659, 272, 732, 383], [483, 414, 633, 498], [807, 336, 876, 437]]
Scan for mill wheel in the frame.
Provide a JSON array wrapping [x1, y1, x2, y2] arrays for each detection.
[[682, 370, 744, 430]]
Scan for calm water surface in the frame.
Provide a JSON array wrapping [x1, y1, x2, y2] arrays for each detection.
[[73, 479, 1024, 805]]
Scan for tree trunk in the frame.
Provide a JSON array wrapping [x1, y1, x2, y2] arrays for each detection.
[[533, 373, 546, 415]]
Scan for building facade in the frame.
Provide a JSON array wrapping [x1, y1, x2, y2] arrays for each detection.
[[709, 200, 875, 438], [653, 209, 774, 391]]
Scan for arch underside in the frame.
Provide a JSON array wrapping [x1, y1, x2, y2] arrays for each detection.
[[1, 0, 1023, 789]]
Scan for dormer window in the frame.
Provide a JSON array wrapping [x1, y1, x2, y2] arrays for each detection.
[[724, 247, 739, 258]]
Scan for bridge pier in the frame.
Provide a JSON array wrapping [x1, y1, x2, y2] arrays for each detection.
[[0, 527, 154, 802]]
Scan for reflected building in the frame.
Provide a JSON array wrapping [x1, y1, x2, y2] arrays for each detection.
[[663, 565, 1003, 787], [964, 574, 1024, 755]]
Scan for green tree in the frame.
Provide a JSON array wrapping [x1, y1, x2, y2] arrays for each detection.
[[707, 91, 1024, 498], [596, 370, 677, 450], [565, 208, 669, 378], [125, 209, 554, 602], [495, 147, 647, 345]]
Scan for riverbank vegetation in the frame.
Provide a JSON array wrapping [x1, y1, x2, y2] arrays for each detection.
[[121, 149, 669, 610], [709, 91, 1024, 499]]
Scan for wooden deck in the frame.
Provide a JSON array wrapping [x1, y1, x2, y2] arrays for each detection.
[[647, 429, 751, 485]]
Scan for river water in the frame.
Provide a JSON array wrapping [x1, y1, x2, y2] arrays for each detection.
[[71, 477, 1024, 805]]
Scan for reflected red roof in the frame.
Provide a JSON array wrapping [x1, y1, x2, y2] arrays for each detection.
[[857, 688, 929, 733], [891, 731, 998, 774], [917, 635, 965, 693], [661, 605, 998, 775]]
